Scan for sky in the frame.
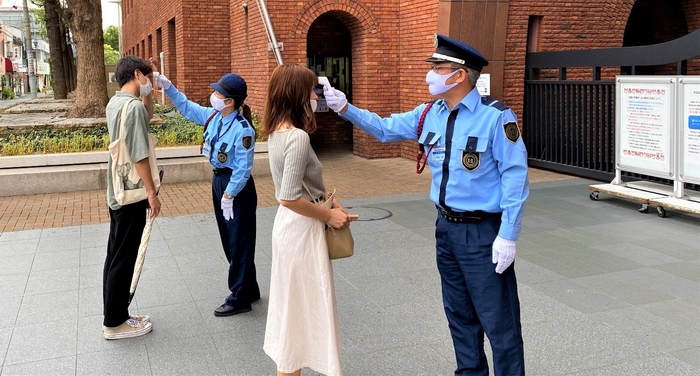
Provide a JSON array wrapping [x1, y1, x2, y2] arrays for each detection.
[[102, 0, 120, 30]]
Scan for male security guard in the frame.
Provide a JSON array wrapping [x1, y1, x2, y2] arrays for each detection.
[[324, 34, 529, 375], [154, 72, 261, 317]]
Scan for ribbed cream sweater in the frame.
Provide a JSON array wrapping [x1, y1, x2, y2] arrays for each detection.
[[268, 129, 326, 202]]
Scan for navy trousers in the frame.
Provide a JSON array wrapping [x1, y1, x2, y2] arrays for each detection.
[[435, 213, 524, 376], [211, 174, 260, 309]]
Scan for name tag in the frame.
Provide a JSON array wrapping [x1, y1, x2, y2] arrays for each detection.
[[202, 143, 211, 158], [432, 147, 445, 162]]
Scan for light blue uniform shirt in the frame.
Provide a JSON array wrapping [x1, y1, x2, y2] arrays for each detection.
[[164, 86, 255, 197], [339, 87, 529, 241]]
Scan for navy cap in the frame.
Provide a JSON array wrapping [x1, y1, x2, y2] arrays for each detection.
[[210, 73, 248, 100], [425, 34, 489, 72]]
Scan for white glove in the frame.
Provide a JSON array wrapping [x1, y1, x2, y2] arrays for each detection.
[[492, 236, 516, 274], [153, 72, 172, 90], [324, 88, 348, 113], [221, 195, 234, 220]]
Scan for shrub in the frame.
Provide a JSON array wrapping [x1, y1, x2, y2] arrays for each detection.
[[2, 87, 15, 100]]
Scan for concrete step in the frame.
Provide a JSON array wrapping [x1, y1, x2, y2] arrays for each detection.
[[0, 145, 270, 197]]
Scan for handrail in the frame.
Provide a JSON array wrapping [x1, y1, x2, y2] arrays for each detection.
[[526, 29, 700, 69]]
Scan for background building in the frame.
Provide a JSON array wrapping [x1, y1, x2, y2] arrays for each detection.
[[0, 5, 50, 96], [121, 0, 700, 160]]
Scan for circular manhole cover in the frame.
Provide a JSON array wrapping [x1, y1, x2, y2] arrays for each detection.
[[343, 206, 392, 221]]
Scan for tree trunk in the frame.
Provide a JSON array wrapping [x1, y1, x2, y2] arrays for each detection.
[[44, 0, 67, 99], [65, 0, 107, 118], [59, 19, 73, 93]]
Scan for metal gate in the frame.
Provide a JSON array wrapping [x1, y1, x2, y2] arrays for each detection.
[[524, 29, 700, 181]]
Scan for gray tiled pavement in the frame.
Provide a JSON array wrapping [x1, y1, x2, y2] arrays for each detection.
[[1, 178, 700, 375]]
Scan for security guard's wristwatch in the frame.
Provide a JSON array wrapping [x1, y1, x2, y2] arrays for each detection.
[[223, 192, 233, 199]]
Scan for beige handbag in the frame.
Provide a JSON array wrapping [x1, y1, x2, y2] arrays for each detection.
[[304, 184, 354, 260], [109, 99, 161, 206]]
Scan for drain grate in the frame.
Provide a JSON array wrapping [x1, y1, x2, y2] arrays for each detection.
[[344, 206, 392, 221]]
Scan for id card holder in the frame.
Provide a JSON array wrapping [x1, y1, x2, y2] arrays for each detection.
[[432, 147, 446, 162], [202, 143, 211, 158]]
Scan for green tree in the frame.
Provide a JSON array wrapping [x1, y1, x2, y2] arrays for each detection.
[[103, 25, 119, 52], [104, 44, 119, 65]]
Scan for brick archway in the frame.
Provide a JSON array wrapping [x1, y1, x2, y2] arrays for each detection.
[[284, 1, 404, 158]]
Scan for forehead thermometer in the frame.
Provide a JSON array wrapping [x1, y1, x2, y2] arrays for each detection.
[[318, 76, 332, 92]]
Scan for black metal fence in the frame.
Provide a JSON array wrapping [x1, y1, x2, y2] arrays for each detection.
[[524, 81, 616, 181], [523, 29, 700, 181]]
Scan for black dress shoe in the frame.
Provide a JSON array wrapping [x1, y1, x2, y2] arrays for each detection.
[[214, 304, 252, 317]]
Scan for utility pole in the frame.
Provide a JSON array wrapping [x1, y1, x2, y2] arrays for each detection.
[[22, 0, 37, 98]]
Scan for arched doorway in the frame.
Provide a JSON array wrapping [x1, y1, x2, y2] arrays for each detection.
[[306, 13, 353, 151], [622, 0, 688, 75]]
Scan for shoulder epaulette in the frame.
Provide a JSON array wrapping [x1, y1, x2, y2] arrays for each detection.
[[481, 96, 509, 112], [235, 113, 250, 128]]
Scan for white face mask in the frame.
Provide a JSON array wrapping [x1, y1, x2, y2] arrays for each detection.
[[210, 93, 228, 112], [425, 69, 460, 96], [310, 99, 318, 113], [138, 74, 152, 97]]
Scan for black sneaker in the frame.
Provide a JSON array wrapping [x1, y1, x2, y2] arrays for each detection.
[[214, 304, 252, 317]]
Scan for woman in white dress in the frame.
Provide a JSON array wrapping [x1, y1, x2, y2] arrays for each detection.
[[260, 64, 350, 376]]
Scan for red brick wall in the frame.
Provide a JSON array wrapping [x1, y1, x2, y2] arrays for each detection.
[[121, 0, 232, 106], [504, 0, 700, 125]]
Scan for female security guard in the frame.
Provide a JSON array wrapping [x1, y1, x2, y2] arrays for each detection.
[[154, 72, 261, 316]]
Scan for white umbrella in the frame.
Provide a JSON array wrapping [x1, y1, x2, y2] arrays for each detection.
[[128, 170, 163, 305]]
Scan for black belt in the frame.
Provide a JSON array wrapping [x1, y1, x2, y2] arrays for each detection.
[[436, 205, 501, 223], [213, 168, 233, 175]]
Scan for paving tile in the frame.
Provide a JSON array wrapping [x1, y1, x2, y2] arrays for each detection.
[[131, 276, 193, 309], [572, 272, 675, 306], [639, 298, 700, 334], [165, 234, 217, 256], [594, 242, 683, 266], [653, 261, 700, 284], [76, 345, 149, 376], [530, 278, 629, 314], [35, 235, 79, 254], [146, 335, 225, 375], [41, 226, 80, 238], [30, 249, 80, 272], [4, 319, 77, 365], [524, 317, 656, 374], [210, 329, 275, 375], [24, 268, 80, 296], [672, 346, 700, 369], [0, 274, 28, 299], [139, 303, 208, 344], [78, 287, 103, 318], [0, 327, 12, 367], [136, 255, 182, 283], [358, 344, 455, 376], [174, 251, 225, 276], [0, 229, 42, 242], [79, 235, 107, 250], [346, 273, 425, 308], [0, 239, 39, 257], [79, 246, 105, 267], [0, 254, 34, 276], [193, 297, 267, 336], [1, 356, 76, 376], [568, 355, 700, 375], [589, 306, 700, 354], [0, 297, 21, 330], [17, 290, 79, 327], [78, 264, 103, 290], [182, 272, 230, 302]]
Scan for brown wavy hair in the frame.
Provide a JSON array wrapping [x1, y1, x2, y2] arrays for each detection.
[[259, 64, 317, 137]]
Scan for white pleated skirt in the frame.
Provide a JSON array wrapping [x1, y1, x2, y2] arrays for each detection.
[[264, 205, 343, 376]]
